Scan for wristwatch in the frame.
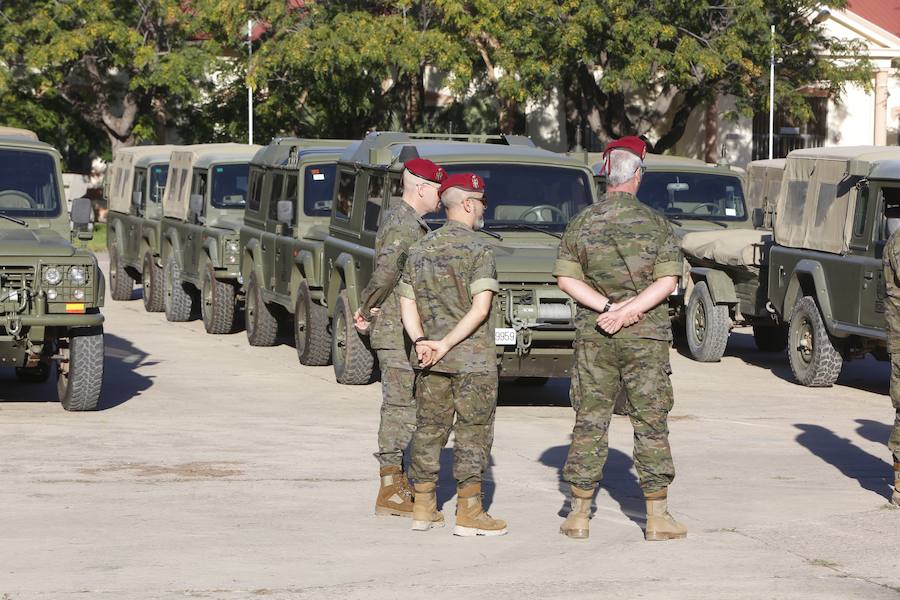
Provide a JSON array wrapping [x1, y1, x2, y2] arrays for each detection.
[[414, 337, 427, 344], [601, 300, 612, 313]]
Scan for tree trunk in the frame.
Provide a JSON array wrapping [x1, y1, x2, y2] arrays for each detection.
[[704, 100, 718, 163]]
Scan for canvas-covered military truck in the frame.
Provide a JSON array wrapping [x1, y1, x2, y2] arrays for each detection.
[[160, 143, 260, 333], [680, 158, 786, 361], [321, 131, 596, 385], [105, 144, 176, 311], [585, 152, 751, 322], [766, 146, 900, 386], [0, 127, 105, 410], [239, 138, 350, 365]]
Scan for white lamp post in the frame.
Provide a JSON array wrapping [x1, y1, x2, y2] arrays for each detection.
[[247, 19, 254, 145]]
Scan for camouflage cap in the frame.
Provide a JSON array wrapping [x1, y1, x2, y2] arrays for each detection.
[[439, 172, 485, 197], [404, 158, 446, 184]]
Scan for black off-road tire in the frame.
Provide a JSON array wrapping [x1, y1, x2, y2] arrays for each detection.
[[686, 281, 731, 362], [753, 324, 789, 352], [788, 296, 842, 387], [109, 244, 133, 301], [331, 291, 375, 385], [201, 264, 237, 335], [245, 273, 278, 346], [57, 328, 104, 411], [142, 251, 165, 312], [15, 363, 51, 383], [164, 257, 193, 322], [295, 281, 331, 366]]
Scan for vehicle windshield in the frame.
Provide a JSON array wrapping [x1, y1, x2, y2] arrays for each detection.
[[636, 171, 746, 220], [425, 163, 593, 230], [0, 149, 61, 218], [149, 164, 168, 204], [210, 163, 250, 209], [304, 163, 336, 216]]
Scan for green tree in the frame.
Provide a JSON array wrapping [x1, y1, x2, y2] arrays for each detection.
[[0, 0, 220, 164]]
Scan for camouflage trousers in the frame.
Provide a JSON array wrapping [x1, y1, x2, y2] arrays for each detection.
[[409, 370, 498, 487], [374, 349, 416, 469], [564, 337, 675, 494], [889, 354, 900, 463]]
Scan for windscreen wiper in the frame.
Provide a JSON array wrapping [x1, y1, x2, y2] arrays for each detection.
[[490, 223, 562, 239], [479, 228, 504, 240], [0, 213, 27, 227]]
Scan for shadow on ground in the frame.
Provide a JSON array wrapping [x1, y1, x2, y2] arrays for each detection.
[[539, 440, 646, 530], [0, 333, 154, 411], [498, 378, 571, 407], [677, 329, 891, 395], [795, 423, 895, 501]]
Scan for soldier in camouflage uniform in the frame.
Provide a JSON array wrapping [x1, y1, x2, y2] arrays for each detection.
[[880, 197, 900, 507], [353, 158, 446, 518], [554, 136, 687, 541], [397, 172, 507, 537]]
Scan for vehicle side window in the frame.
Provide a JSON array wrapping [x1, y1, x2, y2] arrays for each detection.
[[247, 168, 263, 212], [814, 183, 837, 227], [267, 173, 286, 221], [178, 169, 188, 205], [852, 186, 869, 239], [191, 170, 207, 219], [149, 165, 168, 204], [364, 174, 384, 233], [132, 168, 146, 215], [334, 170, 356, 220]]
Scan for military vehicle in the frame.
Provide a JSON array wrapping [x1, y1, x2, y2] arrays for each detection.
[[682, 146, 900, 387], [0, 127, 105, 410], [238, 138, 350, 365], [585, 152, 751, 325], [105, 145, 176, 311], [679, 159, 786, 361], [160, 143, 260, 333], [320, 131, 596, 385]]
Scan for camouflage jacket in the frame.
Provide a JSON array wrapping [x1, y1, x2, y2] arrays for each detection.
[[553, 191, 682, 342], [398, 219, 499, 374], [883, 230, 900, 353], [359, 199, 430, 350]]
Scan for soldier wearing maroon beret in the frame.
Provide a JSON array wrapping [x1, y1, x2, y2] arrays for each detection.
[[355, 157, 446, 519], [554, 135, 687, 542], [397, 172, 507, 537]]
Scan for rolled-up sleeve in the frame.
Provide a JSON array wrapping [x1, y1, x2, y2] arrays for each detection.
[[653, 220, 683, 281], [553, 219, 585, 280], [469, 247, 498, 296], [398, 261, 415, 300]]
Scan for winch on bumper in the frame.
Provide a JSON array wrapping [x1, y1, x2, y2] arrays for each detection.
[[494, 286, 575, 378]]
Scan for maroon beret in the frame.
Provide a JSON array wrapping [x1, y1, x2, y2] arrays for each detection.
[[439, 172, 485, 197], [602, 136, 647, 160], [404, 158, 446, 184]]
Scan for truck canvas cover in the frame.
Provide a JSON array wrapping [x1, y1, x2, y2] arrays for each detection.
[[774, 146, 900, 255], [746, 158, 784, 217], [681, 229, 773, 269], [106, 145, 176, 213], [163, 143, 260, 220]]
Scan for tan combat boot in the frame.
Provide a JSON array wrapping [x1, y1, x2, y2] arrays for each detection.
[[411, 482, 445, 531], [375, 465, 414, 518], [454, 483, 508, 537], [644, 488, 688, 541], [559, 485, 593, 539], [892, 462, 900, 507]]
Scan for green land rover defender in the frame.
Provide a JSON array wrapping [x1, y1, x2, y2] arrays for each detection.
[[160, 143, 260, 334], [0, 127, 105, 410], [238, 138, 350, 365], [105, 144, 176, 311], [320, 132, 596, 385]]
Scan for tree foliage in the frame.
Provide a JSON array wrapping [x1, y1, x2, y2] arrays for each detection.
[[0, 0, 875, 165]]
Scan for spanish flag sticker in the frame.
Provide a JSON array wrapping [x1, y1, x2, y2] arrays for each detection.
[[65, 303, 85, 314]]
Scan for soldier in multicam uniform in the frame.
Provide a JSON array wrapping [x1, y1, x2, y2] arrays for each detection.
[[554, 136, 688, 541], [397, 172, 507, 537], [880, 196, 900, 507], [353, 158, 446, 518]]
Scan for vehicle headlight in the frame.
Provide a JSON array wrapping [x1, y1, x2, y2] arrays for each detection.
[[225, 240, 240, 254], [70, 266, 86, 285], [43, 266, 62, 286]]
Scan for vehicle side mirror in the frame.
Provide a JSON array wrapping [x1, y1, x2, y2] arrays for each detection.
[[189, 194, 204, 216], [751, 207, 765, 228], [132, 191, 142, 206], [71, 197, 93, 226], [277, 200, 294, 225]]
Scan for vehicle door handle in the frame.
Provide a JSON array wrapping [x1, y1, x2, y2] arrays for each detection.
[[864, 272, 875, 280]]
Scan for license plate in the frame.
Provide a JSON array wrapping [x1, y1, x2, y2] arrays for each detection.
[[494, 328, 516, 346]]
